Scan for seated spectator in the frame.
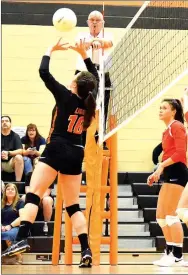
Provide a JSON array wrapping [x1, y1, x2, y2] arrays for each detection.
[[21, 172, 54, 235], [21, 123, 46, 175], [1, 183, 24, 263], [1, 116, 24, 182]]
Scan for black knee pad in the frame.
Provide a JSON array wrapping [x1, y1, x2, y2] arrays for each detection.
[[25, 192, 41, 207], [66, 204, 81, 218]]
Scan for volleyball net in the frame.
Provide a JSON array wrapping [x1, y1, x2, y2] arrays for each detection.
[[98, 1, 188, 144]]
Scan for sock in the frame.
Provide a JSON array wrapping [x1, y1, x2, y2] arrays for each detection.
[[16, 221, 32, 241], [173, 245, 183, 259], [78, 233, 89, 252], [166, 242, 173, 255]]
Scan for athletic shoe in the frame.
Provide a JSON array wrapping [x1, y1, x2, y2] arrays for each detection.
[[153, 251, 174, 266], [154, 252, 186, 267], [79, 248, 92, 268], [174, 257, 188, 267], [1, 240, 30, 257]]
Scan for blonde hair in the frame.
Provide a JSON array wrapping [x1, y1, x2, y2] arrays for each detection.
[[2, 183, 20, 210]]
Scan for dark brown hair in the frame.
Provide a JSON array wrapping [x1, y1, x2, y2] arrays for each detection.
[[162, 99, 184, 124], [1, 116, 11, 123], [75, 72, 97, 129], [24, 123, 42, 149]]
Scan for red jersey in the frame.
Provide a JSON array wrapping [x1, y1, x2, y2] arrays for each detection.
[[162, 120, 187, 165]]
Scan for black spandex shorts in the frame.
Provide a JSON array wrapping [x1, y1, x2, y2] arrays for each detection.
[[163, 162, 188, 187], [39, 138, 84, 175]]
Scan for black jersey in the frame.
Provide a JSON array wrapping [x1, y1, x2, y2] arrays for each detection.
[[39, 56, 98, 146]]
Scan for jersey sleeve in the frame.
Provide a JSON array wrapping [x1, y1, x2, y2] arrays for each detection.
[[84, 58, 99, 83], [170, 123, 187, 163], [84, 57, 99, 98], [39, 55, 72, 103]]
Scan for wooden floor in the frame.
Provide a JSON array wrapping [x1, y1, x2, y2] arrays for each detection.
[[2, 264, 188, 274], [2, 254, 188, 274]]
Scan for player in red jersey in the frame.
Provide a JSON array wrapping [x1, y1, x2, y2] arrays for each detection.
[[147, 98, 187, 267]]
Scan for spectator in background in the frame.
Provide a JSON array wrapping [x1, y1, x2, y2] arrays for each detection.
[[1, 116, 24, 182], [1, 183, 24, 243], [1, 183, 24, 264], [21, 172, 54, 235], [21, 123, 46, 175]]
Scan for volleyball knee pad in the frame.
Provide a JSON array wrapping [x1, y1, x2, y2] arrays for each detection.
[[176, 208, 188, 223], [156, 218, 167, 228], [166, 215, 180, 226], [25, 192, 41, 207], [66, 204, 81, 218]]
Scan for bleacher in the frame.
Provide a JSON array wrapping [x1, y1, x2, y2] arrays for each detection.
[[3, 171, 188, 264], [131, 177, 188, 253]]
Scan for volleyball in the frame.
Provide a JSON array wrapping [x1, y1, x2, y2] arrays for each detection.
[[52, 8, 77, 32]]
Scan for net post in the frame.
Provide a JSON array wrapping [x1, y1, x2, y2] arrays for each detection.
[[85, 110, 103, 265], [109, 115, 118, 265], [52, 172, 63, 265], [100, 155, 110, 235], [100, 156, 110, 209]]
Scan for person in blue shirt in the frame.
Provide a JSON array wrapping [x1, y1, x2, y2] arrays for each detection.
[[21, 123, 46, 175], [2, 183, 24, 242]]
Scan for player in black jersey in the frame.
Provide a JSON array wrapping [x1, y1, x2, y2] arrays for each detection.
[[2, 39, 99, 268]]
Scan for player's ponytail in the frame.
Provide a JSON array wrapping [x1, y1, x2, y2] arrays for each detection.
[[84, 92, 96, 129], [174, 99, 184, 124], [76, 71, 97, 129]]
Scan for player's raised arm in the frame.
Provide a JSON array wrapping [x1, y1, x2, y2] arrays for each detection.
[[39, 39, 70, 101]]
